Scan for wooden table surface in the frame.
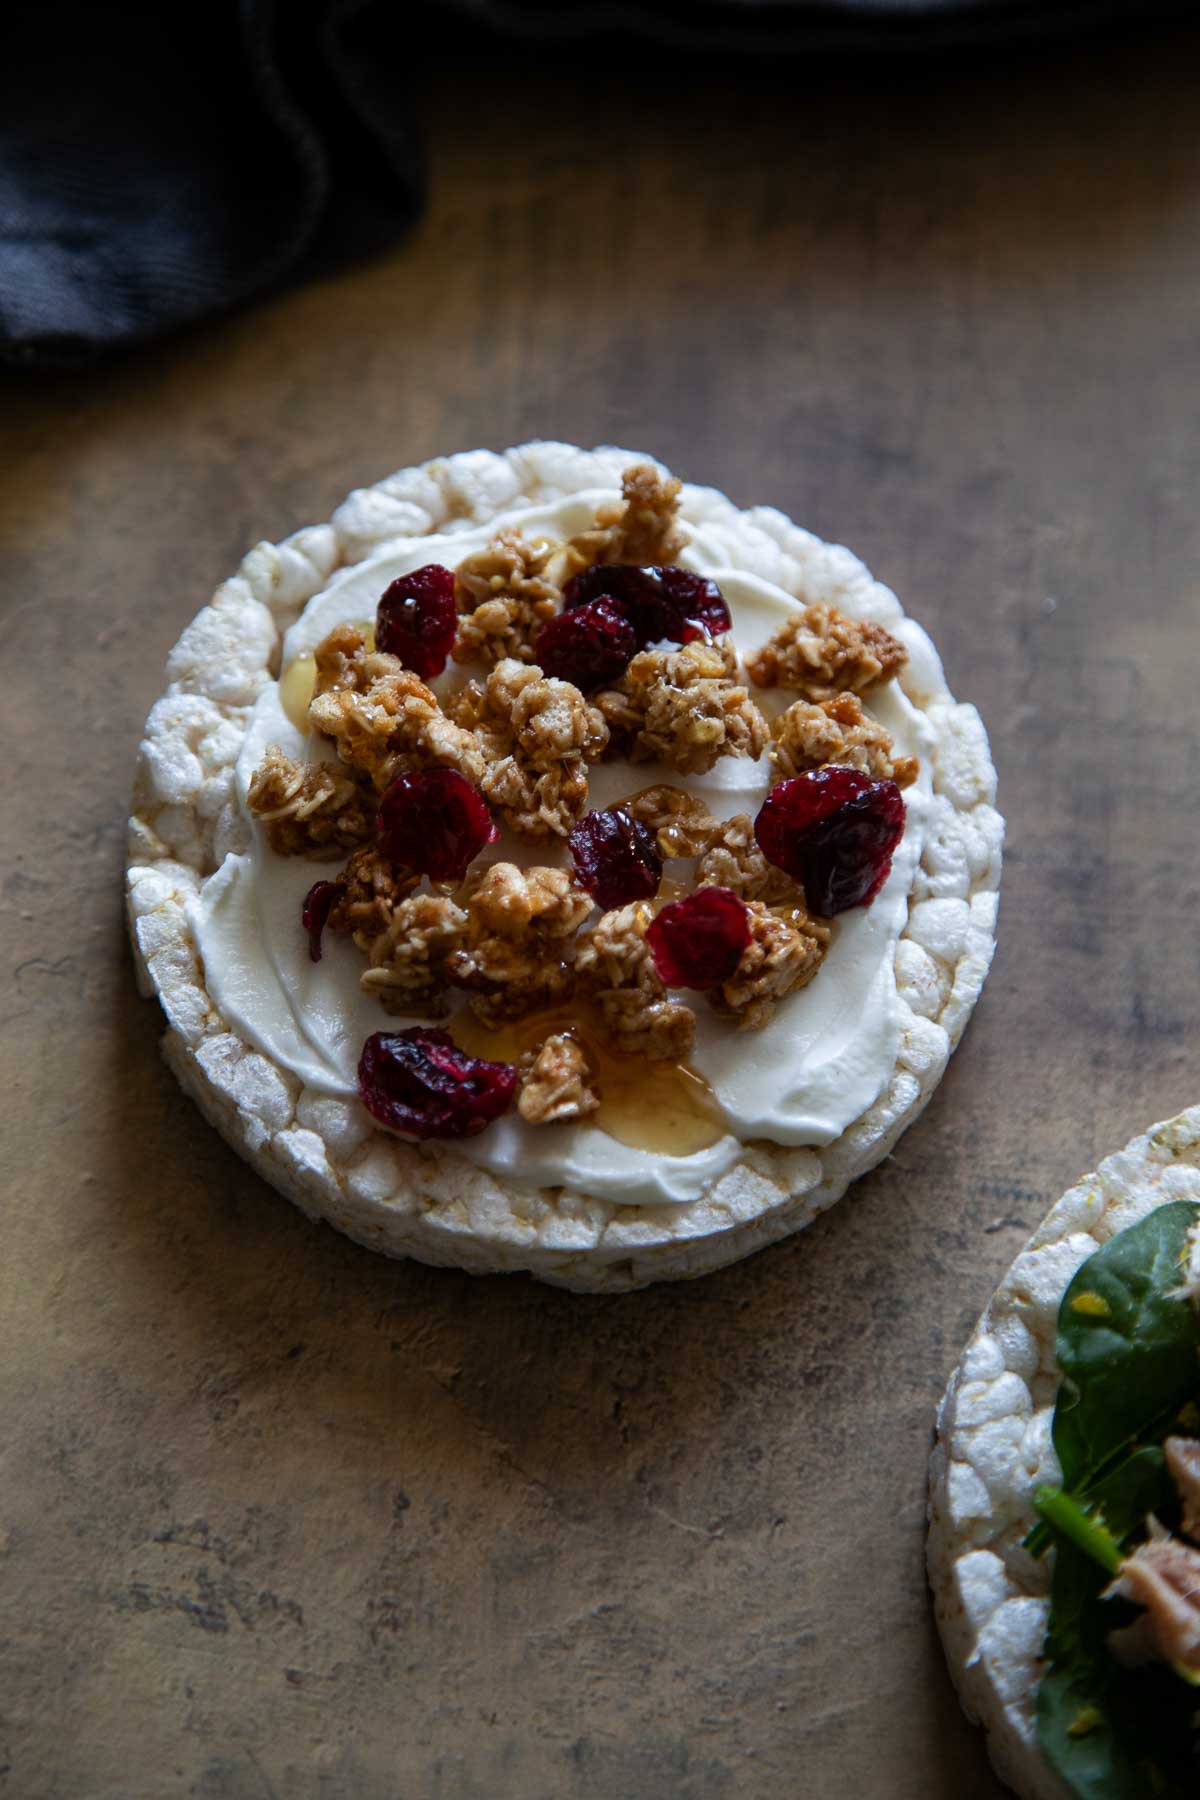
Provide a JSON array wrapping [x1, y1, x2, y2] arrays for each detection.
[[4, 20, 1199, 1799]]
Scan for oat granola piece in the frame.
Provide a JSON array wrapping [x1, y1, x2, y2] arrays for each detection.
[[447, 863, 591, 1026], [453, 529, 562, 665], [312, 622, 372, 698], [745, 604, 908, 699], [360, 893, 468, 1016], [246, 744, 373, 858], [575, 903, 697, 1061], [447, 937, 574, 1028], [517, 1034, 600, 1125], [472, 659, 609, 765], [466, 861, 593, 940], [328, 846, 421, 946], [597, 640, 768, 776], [708, 900, 831, 1032], [621, 785, 722, 860], [696, 813, 796, 904], [770, 691, 919, 787], [308, 629, 486, 790], [481, 755, 591, 841], [547, 463, 687, 586], [451, 660, 607, 840]]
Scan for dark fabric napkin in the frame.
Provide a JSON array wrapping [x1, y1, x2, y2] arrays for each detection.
[[0, 0, 1183, 370]]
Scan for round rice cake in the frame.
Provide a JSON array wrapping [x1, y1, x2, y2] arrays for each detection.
[[126, 440, 1002, 1291], [928, 1106, 1200, 1798]]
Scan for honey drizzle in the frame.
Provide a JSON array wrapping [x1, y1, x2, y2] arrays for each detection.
[[279, 655, 316, 731], [278, 621, 375, 734], [450, 1001, 727, 1158], [277, 627, 724, 1156]]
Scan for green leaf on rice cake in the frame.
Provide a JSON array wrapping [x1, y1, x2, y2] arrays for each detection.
[[1036, 1201, 1200, 1799]]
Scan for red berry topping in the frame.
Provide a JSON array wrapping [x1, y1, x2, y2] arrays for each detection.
[[646, 886, 750, 990], [754, 767, 906, 916], [570, 807, 662, 909], [375, 564, 457, 679], [301, 879, 339, 963], [377, 768, 498, 882], [535, 597, 637, 690], [563, 564, 731, 649], [358, 1028, 518, 1140]]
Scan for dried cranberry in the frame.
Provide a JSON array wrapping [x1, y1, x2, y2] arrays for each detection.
[[375, 564, 457, 679], [563, 564, 731, 649], [377, 768, 497, 882], [646, 886, 750, 990], [358, 1028, 518, 1140], [657, 566, 733, 643], [754, 767, 906, 916], [301, 879, 339, 963], [535, 597, 638, 690], [570, 807, 662, 909]]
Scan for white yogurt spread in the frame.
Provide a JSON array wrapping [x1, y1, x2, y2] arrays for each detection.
[[191, 491, 937, 1206]]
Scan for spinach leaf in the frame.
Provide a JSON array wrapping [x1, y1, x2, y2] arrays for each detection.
[[1035, 1202, 1200, 1798], [1053, 1203, 1200, 1496], [1038, 1450, 1196, 1800]]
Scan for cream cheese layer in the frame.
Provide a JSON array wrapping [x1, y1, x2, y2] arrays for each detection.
[[192, 492, 938, 1206]]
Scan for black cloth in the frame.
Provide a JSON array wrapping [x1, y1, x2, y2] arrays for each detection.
[[0, 0, 1185, 370]]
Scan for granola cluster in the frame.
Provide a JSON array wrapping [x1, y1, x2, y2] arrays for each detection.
[[450, 659, 608, 840], [696, 813, 795, 905], [621, 785, 721, 860], [546, 463, 687, 587], [246, 745, 373, 858], [361, 892, 467, 1015], [451, 463, 686, 666], [709, 902, 831, 1032], [745, 604, 908, 700], [517, 1033, 599, 1125], [447, 863, 592, 1027], [575, 904, 696, 1062], [597, 641, 768, 775], [329, 846, 419, 942], [244, 462, 921, 1140], [308, 626, 485, 791], [453, 530, 561, 666], [770, 692, 919, 788]]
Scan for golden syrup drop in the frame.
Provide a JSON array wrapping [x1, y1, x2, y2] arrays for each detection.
[[652, 875, 689, 909], [278, 621, 375, 733], [279, 654, 316, 732], [449, 1001, 727, 1157]]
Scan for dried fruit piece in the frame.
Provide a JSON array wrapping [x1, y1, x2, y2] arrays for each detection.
[[569, 807, 662, 910], [376, 768, 497, 882], [534, 597, 637, 690], [646, 886, 751, 991], [301, 879, 340, 962], [564, 564, 731, 649], [754, 767, 905, 916], [375, 565, 458, 679], [357, 1028, 518, 1139]]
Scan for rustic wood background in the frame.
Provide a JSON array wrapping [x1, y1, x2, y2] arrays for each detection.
[[3, 18, 1199, 1799]]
